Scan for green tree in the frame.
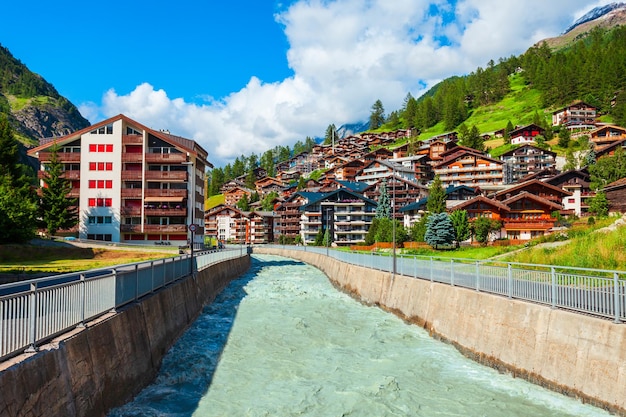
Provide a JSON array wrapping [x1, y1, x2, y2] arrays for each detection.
[[38, 144, 78, 236], [449, 209, 470, 247], [558, 127, 571, 148], [261, 191, 279, 211], [589, 147, 626, 190], [375, 179, 392, 219], [324, 124, 337, 145], [471, 217, 501, 244], [409, 214, 429, 242], [297, 176, 306, 190], [365, 217, 379, 245], [426, 175, 446, 214], [0, 116, 37, 243], [314, 228, 324, 246], [322, 228, 332, 247], [236, 194, 250, 211], [369, 99, 385, 130], [424, 212, 456, 249], [588, 191, 609, 217], [503, 120, 514, 144]]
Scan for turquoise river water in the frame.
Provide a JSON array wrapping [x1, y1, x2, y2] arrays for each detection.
[[108, 254, 611, 417]]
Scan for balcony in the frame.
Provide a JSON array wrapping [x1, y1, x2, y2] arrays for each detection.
[[145, 171, 188, 181], [145, 152, 186, 164], [122, 171, 144, 180], [121, 188, 142, 198], [143, 225, 187, 233], [145, 189, 187, 198], [38, 152, 81, 163], [122, 153, 143, 162], [122, 134, 143, 144], [145, 207, 187, 216]]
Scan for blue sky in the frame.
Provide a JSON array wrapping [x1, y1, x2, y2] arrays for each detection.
[[0, 0, 615, 166]]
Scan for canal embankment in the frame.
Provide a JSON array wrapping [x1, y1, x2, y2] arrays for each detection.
[[0, 255, 250, 417], [253, 247, 626, 416]]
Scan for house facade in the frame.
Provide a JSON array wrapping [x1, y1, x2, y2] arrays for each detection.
[[552, 101, 597, 129], [433, 150, 504, 188], [500, 145, 557, 183], [509, 124, 545, 145], [29, 114, 209, 246]]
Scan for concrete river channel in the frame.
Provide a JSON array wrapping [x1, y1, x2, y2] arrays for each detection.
[[108, 254, 611, 416]]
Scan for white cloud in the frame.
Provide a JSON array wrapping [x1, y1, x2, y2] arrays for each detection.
[[93, 0, 613, 167]]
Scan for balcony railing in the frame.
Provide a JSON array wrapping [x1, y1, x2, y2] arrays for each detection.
[[144, 189, 188, 198], [121, 171, 143, 180], [121, 188, 142, 198], [38, 152, 81, 163], [122, 134, 143, 144], [145, 171, 188, 181], [145, 208, 187, 216], [145, 153, 187, 164], [142, 225, 187, 233], [122, 153, 143, 162]]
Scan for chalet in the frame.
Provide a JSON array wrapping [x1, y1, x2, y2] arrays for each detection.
[[552, 100, 597, 129], [355, 159, 416, 184], [335, 159, 366, 181], [390, 154, 432, 184], [589, 124, 626, 147], [433, 149, 504, 189], [363, 177, 428, 222], [604, 177, 626, 213], [452, 196, 509, 222], [324, 156, 349, 169], [399, 185, 479, 228], [595, 138, 626, 159], [509, 124, 545, 145], [204, 205, 276, 244], [544, 169, 593, 216], [255, 176, 284, 196], [493, 179, 572, 206], [219, 178, 247, 194], [223, 185, 254, 207], [500, 192, 563, 241], [275, 192, 327, 241], [499, 145, 557, 183], [299, 188, 377, 246], [362, 147, 393, 162]]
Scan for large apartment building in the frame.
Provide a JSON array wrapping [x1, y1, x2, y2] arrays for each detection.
[[28, 114, 210, 246]]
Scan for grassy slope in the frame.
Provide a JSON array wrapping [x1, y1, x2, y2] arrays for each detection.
[[206, 194, 225, 210]]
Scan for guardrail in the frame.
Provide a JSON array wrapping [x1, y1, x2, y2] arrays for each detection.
[[0, 247, 250, 362], [258, 245, 626, 323]]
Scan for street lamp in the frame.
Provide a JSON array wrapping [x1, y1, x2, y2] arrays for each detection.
[[392, 166, 397, 279], [325, 207, 332, 256]]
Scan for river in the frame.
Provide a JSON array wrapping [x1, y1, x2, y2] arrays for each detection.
[[108, 254, 610, 417]]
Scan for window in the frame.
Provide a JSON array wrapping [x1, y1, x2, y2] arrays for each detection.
[[88, 142, 114, 152], [92, 198, 112, 207], [106, 162, 113, 171], [106, 144, 113, 152], [88, 216, 112, 224], [88, 198, 96, 207], [106, 180, 112, 189], [89, 162, 96, 171], [89, 144, 97, 152], [89, 180, 96, 188], [97, 162, 104, 171], [97, 144, 105, 152], [568, 198, 575, 203], [87, 234, 112, 241]]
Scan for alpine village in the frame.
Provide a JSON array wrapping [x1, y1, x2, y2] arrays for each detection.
[[2, 6, 626, 273]]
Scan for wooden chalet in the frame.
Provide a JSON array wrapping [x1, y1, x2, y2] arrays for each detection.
[[499, 144, 557, 184], [589, 125, 626, 148], [509, 124, 545, 146], [552, 100, 597, 129], [493, 179, 572, 206], [500, 192, 563, 241], [223, 185, 254, 206], [433, 148, 504, 188], [545, 169, 593, 216], [604, 177, 626, 214]]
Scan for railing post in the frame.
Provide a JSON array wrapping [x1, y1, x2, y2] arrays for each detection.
[[25, 282, 38, 353], [614, 272, 622, 323], [551, 267, 556, 309], [475, 261, 480, 292], [78, 273, 86, 328], [508, 263, 513, 299], [414, 255, 417, 279], [450, 259, 455, 286], [134, 264, 139, 302], [430, 257, 433, 282]]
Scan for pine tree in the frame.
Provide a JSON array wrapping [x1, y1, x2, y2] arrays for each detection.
[[324, 124, 337, 145], [39, 144, 78, 236], [424, 212, 455, 249], [237, 194, 250, 211], [369, 100, 385, 130], [375, 179, 391, 219], [426, 175, 446, 214]]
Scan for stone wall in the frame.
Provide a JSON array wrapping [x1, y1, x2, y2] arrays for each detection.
[[0, 256, 250, 417], [254, 248, 626, 416]]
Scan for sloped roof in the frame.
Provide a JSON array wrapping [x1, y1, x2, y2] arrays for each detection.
[[604, 176, 626, 190], [494, 179, 572, 199], [335, 180, 371, 193], [301, 188, 377, 210], [501, 191, 563, 210], [452, 195, 510, 212]]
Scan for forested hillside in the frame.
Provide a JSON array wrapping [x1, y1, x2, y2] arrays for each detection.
[[0, 44, 89, 150]]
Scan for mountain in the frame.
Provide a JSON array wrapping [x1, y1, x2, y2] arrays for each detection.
[[541, 2, 626, 50], [336, 121, 369, 139], [0, 43, 90, 165], [562, 2, 626, 34]]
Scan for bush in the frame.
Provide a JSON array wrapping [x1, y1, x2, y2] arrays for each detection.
[[587, 216, 595, 225]]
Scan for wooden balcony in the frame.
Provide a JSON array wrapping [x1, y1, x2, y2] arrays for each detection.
[[145, 152, 187, 164], [38, 152, 81, 163], [145, 207, 187, 216], [143, 225, 187, 233], [121, 207, 141, 216], [145, 171, 187, 181], [122, 153, 143, 162], [121, 188, 142, 198], [121, 171, 143, 180], [145, 189, 187, 198], [122, 134, 143, 144]]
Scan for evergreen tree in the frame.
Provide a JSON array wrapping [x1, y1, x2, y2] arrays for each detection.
[[558, 127, 571, 148], [365, 218, 379, 245], [426, 175, 446, 214], [245, 168, 257, 189], [449, 209, 470, 247], [409, 214, 429, 242], [589, 147, 626, 190], [297, 176, 306, 190], [503, 120, 514, 144], [322, 228, 332, 247], [314, 228, 324, 246], [38, 144, 78, 236], [588, 191, 609, 217], [375, 179, 392, 219], [424, 212, 455, 249], [324, 124, 337, 145], [369, 100, 385, 130], [236, 194, 250, 211], [261, 191, 279, 211], [260, 149, 275, 177]]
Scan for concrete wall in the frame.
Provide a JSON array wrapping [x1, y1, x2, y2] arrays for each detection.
[[254, 248, 626, 416], [0, 256, 250, 417]]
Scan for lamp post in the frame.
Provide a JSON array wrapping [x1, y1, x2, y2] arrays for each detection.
[[325, 207, 331, 256], [392, 166, 396, 279]]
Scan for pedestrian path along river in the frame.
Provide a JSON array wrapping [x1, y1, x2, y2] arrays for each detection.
[[108, 254, 610, 416]]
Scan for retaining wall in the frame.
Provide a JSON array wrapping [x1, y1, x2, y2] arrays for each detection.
[[0, 255, 250, 417], [254, 247, 626, 415]]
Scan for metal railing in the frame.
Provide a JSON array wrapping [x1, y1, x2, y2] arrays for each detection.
[[258, 245, 626, 323], [0, 247, 249, 361]]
